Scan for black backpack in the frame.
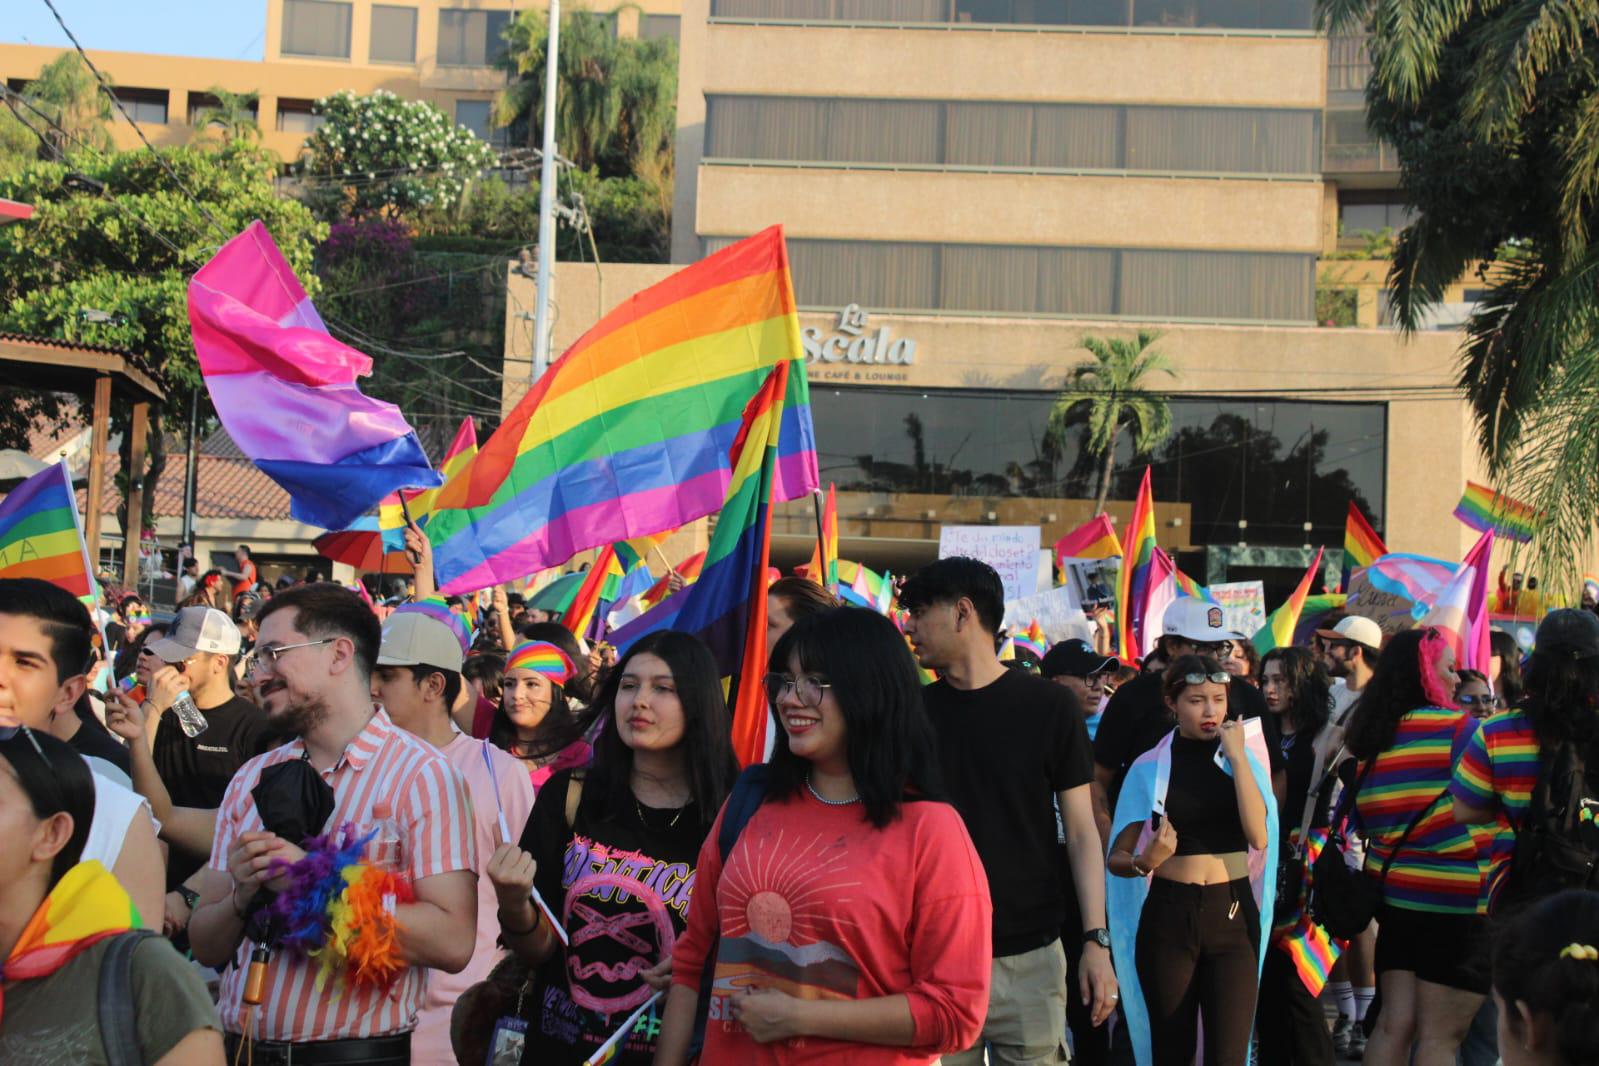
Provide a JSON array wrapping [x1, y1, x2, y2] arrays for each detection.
[[97, 930, 158, 1066], [1500, 741, 1599, 913]]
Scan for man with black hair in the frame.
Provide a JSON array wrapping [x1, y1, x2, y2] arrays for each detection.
[[1319, 614, 1382, 723], [902, 556, 1118, 1066], [188, 583, 479, 1063], [0, 577, 166, 923], [373, 605, 534, 1063], [221, 543, 257, 602]]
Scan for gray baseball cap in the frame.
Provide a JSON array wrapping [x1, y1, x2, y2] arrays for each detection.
[[147, 606, 242, 661]]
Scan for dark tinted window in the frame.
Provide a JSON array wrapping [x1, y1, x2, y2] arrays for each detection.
[[282, 0, 352, 58]]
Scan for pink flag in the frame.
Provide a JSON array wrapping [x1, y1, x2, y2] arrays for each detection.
[[1461, 530, 1494, 674]]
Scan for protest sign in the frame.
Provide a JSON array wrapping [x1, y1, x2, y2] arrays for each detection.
[[1210, 581, 1266, 641], [1003, 586, 1089, 641], [939, 525, 1042, 604]]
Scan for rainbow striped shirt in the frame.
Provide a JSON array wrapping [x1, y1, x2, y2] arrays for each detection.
[[1354, 707, 1483, 915], [1450, 710, 1541, 911]]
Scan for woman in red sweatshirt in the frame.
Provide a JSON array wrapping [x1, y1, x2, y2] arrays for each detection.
[[655, 607, 993, 1065]]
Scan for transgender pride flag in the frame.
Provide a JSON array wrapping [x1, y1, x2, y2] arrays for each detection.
[[188, 222, 441, 530]]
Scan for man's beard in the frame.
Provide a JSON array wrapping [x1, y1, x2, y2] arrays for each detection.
[[259, 678, 331, 737]]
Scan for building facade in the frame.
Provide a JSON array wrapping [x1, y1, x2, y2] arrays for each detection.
[[507, 1, 1495, 597], [2, 0, 682, 161]]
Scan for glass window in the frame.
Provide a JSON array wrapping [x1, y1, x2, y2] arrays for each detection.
[[186, 92, 258, 127], [370, 5, 418, 63], [1338, 195, 1415, 235], [809, 386, 1384, 547], [281, 0, 352, 58], [641, 14, 682, 41], [710, 0, 1310, 25], [707, 236, 1314, 321], [438, 8, 512, 66], [113, 88, 168, 125], [455, 99, 492, 140], [276, 99, 325, 134], [705, 95, 1318, 175]]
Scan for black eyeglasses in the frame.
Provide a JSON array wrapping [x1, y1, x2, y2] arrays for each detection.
[[0, 724, 47, 760], [764, 673, 833, 708], [1182, 672, 1232, 686], [1195, 640, 1235, 656]]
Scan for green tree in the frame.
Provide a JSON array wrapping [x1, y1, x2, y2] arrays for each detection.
[[495, 6, 677, 180], [1317, 0, 1599, 581], [298, 90, 499, 220], [1048, 331, 1174, 514], [193, 87, 261, 146], [0, 143, 325, 543], [0, 52, 114, 173]]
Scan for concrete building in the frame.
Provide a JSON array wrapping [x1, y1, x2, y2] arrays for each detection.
[[511, 2, 1497, 597], [1, 0, 682, 162]]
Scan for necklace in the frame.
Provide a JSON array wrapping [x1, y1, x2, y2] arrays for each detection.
[[806, 773, 861, 806], [635, 796, 686, 829]]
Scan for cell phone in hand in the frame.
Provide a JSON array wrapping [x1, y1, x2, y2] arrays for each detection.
[[1150, 811, 1162, 830]]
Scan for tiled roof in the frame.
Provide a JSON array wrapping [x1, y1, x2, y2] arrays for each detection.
[[0, 331, 136, 357]]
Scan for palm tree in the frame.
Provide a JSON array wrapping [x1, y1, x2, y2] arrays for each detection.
[[1316, 0, 1599, 585], [193, 87, 260, 145], [1048, 331, 1174, 515], [16, 52, 113, 157]]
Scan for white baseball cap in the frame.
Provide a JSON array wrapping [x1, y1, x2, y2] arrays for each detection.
[[1163, 598, 1244, 643], [147, 607, 242, 661], [378, 612, 465, 673], [1315, 615, 1383, 650]]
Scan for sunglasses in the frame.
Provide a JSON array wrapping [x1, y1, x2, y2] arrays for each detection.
[[1195, 640, 1235, 656], [1182, 672, 1232, 686], [1457, 693, 1505, 710]]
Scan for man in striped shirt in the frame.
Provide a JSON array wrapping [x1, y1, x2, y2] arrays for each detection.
[[189, 584, 479, 1065]]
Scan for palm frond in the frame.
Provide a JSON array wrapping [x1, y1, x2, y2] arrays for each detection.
[[1385, 210, 1486, 332], [1463, 0, 1597, 137], [1317, 0, 1377, 36], [1368, 0, 1476, 107], [1558, 87, 1599, 265]]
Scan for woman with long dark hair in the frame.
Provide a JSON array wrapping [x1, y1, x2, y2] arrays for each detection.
[[1488, 629, 1525, 709], [1106, 655, 1276, 1066], [1487, 888, 1599, 1066], [1257, 646, 1339, 1065], [1343, 627, 1484, 1066], [489, 639, 596, 788], [486, 631, 738, 1065], [655, 608, 993, 1065]]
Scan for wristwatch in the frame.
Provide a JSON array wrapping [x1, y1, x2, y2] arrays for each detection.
[[1083, 927, 1111, 950]]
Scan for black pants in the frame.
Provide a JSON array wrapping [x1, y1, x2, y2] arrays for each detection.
[[1134, 878, 1260, 1066], [1061, 846, 1110, 1066], [1257, 937, 1336, 1066]]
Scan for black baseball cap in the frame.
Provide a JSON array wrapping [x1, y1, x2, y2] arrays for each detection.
[[1535, 609, 1599, 660], [1041, 639, 1117, 679]]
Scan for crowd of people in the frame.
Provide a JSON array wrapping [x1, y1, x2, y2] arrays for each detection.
[[0, 535, 1597, 1066]]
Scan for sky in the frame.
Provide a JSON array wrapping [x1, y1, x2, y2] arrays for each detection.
[[5, 1, 267, 62]]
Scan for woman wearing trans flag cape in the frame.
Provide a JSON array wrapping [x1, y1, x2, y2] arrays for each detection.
[[1106, 656, 1278, 1066]]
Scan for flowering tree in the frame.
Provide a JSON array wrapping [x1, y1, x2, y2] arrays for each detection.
[[299, 90, 499, 219]]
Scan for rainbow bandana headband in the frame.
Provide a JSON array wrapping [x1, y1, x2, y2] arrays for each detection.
[[0, 860, 140, 1024], [506, 640, 576, 687], [394, 596, 471, 656]]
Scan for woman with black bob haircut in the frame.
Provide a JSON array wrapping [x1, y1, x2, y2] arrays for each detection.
[[655, 607, 994, 1065], [1488, 888, 1599, 1066], [486, 630, 737, 1064], [0, 726, 223, 1063]]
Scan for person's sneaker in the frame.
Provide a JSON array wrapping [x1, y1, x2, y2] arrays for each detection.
[[1331, 1016, 1353, 1056], [1347, 1025, 1367, 1060]]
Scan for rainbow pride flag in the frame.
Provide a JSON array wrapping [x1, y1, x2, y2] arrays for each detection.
[[1173, 567, 1215, 603], [427, 228, 819, 594], [1054, 513, 1122, 565], [1253, 548, 1324, 654], [1015, 620, 1048, 659], [0, 461, 98, 606], [561, 545, 618, 636], [806, 483, 839, 590], [610, 362, 794, 765], [379, 416, 478, 537], [1454, 481, 1538, 544], [1289, 593, 1348, 647], [1115, 468, 1160, 663], [1341, 503, 1386, 592], [1275, 828, 1344, 996], [640, 550, 705, 609]]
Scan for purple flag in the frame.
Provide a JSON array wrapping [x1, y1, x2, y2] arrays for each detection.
[[187, 222, 440, 530]]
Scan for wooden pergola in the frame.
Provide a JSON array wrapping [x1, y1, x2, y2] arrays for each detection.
[[0, 332, 166, 585]]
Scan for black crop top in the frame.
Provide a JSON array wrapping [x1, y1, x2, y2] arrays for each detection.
[[1164, 734, 1249, 855]]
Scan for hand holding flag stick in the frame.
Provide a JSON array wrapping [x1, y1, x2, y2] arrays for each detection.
[[582, 991, 663, 1065]]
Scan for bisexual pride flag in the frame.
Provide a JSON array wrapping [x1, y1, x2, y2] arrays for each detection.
[[188, 222, 441, 531]]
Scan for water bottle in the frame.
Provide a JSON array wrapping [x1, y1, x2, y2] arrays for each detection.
[[171, 689, 208, 739], [370, 802, 405, 913]]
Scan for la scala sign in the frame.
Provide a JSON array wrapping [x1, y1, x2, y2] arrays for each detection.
[[801, 304, 917, 366]]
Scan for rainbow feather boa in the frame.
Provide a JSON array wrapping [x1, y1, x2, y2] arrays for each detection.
[[266, 823, 414, 990]]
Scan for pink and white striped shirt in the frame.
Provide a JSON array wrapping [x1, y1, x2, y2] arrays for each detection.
[[207, 707, 478, 1043]]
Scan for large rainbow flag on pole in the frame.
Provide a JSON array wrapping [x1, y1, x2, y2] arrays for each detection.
[[427, 228, 819, 594], [1253, 547, 1325, 654], [609, 362, 794, 766], [0, 460, 98, 606], [1115, 468, 1160, 663], [1454, 481, 1539, 544], [1340, 503, 1385, 593], [806, 483, 838, 590], [188, 222, 442, 531], [380, 416, 478, 535]]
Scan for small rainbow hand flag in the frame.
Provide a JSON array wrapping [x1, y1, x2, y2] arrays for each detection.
[[582, 990, 663, 1065], [1454, 481, 1539, 544], [1341, 503, 1386, 593]]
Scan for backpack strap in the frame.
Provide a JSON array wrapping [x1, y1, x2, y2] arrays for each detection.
[[98, 930, 158, 1066]]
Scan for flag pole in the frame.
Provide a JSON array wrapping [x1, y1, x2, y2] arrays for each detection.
[[811, 488, 825, 584], [531, 0, 562, 383], [648, 541, 677, 578]]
